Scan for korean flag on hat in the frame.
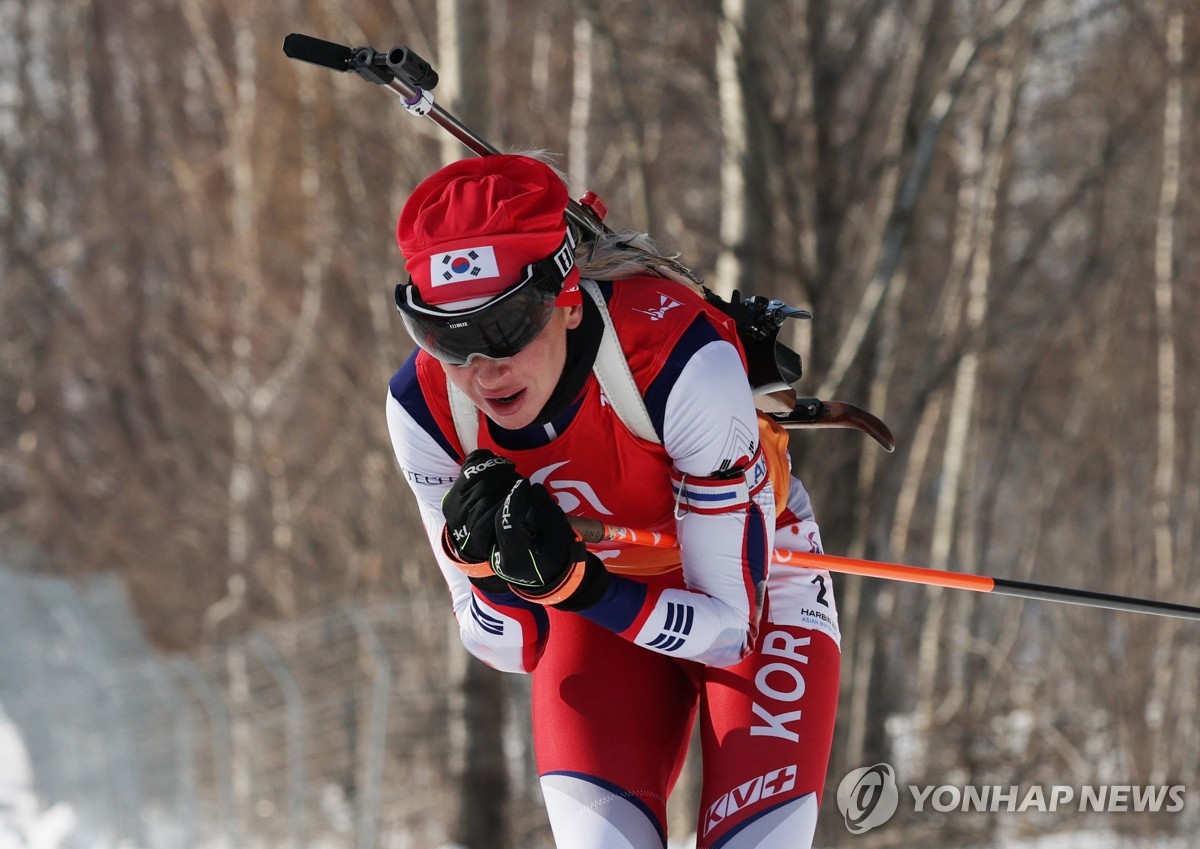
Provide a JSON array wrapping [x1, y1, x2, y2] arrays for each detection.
[[430, 246, 501, 286]]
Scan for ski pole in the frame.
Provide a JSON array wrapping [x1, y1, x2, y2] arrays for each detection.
[[568, 517, 1200, 623]]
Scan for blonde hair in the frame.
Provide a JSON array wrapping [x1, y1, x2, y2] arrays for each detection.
[[576, 230, 705, 295]]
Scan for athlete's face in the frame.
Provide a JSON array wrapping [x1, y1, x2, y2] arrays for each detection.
[[442, 304, 583, 430]]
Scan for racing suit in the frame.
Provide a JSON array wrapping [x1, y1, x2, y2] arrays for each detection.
[[387, 276, 841, 848]]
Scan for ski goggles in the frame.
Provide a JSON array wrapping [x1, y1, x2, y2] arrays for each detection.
[[394, 232, 576, 365]]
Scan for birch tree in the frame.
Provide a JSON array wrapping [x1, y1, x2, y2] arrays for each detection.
[[430, 2, 513, 844], [713, 0, 748, 299], [1147, 0, 1184, 788]]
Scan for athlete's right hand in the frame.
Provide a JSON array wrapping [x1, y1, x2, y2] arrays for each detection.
[[491, 479, 611, 609], [441, 449, 523, 565]]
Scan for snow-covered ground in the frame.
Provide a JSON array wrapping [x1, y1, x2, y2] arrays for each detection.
[[665, 831, 1193, 849], [972, 833, 1192, 849], [0, 706, 75, 849], [1, 702, 1189, 849]]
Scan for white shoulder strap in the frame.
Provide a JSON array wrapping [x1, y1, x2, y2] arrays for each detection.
[[443, 279, 662, 456], [581, 279, 661, 445], [447, 381, 479, 456]]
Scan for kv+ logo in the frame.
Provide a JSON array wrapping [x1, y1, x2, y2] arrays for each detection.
[[836, 762, 899, 834]]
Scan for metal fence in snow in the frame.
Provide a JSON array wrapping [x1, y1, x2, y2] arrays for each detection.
[[0, 563, 547, 849]]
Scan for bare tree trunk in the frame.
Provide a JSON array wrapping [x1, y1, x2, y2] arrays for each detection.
[[586, 11, 654, 233], [172, 2, 329, 619], [437, 0, 490, 164], [438, 3, 460, 167], [1148, 0, 1184, 787], [838, 267, 908, 774], [716, 0, 778, 302], [454, 648, 510, 848], [817, 0, 1035, 398], [436, 3, 510, 845], [827, 0, 934, 398], [568, 16, 593, 196], [713, 0, 747, 299], [1181, 360, 1200, 792], [914, 21, 1029, 768], [912, 106, 984, 774], [788, 0, 818, 290], [1150, 3, 1181, 594]]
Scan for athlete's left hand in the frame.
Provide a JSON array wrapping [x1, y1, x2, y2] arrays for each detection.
[[491, 480, 611, 610]]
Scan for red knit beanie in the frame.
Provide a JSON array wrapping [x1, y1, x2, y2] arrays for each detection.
[[397, 155, 581, 308]]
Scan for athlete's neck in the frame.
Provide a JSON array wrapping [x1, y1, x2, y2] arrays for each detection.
[[531, 293, 603, 426]]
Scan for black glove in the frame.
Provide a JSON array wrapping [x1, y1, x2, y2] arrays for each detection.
[[441, 449, 522, 565], [491, 480, 611, 610]]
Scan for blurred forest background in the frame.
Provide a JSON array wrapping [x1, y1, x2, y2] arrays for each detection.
[[3, 0, 1200, 846]]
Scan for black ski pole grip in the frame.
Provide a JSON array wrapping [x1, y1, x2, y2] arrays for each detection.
[[283, 33, 355, 72]]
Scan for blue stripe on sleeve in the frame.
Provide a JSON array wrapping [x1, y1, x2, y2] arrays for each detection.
[[389, 350, 459, 461], [577, 574, 649, 634], [475, 587, 551, 635], [746, 500, 768, 589], [470, 596, 505, 635], [671, 485, 741, 503], [643, 316, 725, 441]]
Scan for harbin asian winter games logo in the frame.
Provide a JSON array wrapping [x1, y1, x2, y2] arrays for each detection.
[[837, 763, 899, 834], [634, 292, 683, 321]]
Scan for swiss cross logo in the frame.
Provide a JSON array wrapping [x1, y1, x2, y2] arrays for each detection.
[[634, 293, 683, 321]]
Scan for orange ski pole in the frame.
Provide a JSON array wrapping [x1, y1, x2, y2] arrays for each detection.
[[569, 517, 1200, 622]]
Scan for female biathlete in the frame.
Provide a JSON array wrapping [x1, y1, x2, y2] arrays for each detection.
[[386, 154, 841, 849]]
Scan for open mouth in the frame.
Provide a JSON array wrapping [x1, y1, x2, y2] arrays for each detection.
[[486, 389, 525, 409]]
